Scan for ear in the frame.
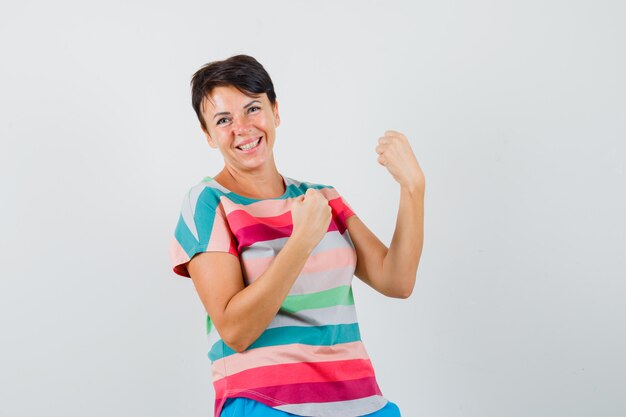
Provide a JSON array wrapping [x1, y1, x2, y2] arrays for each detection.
[[273, 100, 280, 127], [202, 125, 218, 149]]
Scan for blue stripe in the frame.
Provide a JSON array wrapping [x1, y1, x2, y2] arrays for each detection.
[[208, 323, 362, 362], [194, 188, 219, 244], [174, 214, 202, 258]]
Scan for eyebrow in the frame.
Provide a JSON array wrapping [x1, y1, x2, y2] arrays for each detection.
[[213, 100, 261, 120]]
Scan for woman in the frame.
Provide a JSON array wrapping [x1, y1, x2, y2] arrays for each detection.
[[169, 55, 425, 417]]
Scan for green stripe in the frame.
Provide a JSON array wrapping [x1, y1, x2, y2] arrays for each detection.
[[281, 285, 354, 313], [208, 323, 362, 362], [206, 315, 213, 334]]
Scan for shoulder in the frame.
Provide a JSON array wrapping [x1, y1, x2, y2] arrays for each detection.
[[285, 176, 351, 218], [179, 177, 231, 214], [284, 176, 338, 196]]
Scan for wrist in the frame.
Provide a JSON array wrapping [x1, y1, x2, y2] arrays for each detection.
[[287, 231, 316, 255], [400, 181, 425, 197]]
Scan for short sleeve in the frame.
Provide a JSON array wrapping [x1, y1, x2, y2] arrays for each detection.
[[324, 186, 357, 231], [168, 186, 238, 278]]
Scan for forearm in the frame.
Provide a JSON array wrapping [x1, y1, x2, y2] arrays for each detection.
[[382, 185, 424, 298], [223, 235, 313, 352]]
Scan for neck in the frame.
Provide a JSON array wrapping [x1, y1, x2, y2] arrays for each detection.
[[216, 164, 285, 199]]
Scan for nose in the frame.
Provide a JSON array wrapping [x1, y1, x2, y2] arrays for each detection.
[[231, 114, 252, 135]]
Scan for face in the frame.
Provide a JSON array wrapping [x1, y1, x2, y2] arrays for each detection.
[[201, 85, 280, 172]]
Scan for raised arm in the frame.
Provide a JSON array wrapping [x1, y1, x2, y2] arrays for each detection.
[[348, 130, 425, 299], [187, 188, 331, 353]]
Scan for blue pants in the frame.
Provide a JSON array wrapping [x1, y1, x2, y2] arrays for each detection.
[[220, 397, 402, 417]]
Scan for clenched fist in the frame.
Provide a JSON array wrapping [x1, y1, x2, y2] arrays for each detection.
[[375, 130, 425, 192], [290, 188, 332, 251]]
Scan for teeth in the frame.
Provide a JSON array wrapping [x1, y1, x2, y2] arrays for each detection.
[[239, 138, 261, 151]]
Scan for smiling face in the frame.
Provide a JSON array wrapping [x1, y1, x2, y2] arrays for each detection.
[[201, 85, 280, 173]]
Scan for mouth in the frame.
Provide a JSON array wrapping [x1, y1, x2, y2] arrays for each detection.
[[236, 136, 262, 152]]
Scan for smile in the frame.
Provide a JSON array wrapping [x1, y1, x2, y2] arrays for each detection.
[[237, 137, 262, 151]]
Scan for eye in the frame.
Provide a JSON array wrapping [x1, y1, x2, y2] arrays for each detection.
[[216, 117, 230, 126], [248, 106, 261, 113]]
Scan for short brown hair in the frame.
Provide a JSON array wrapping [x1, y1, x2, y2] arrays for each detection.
[[191, 55, 277, 131]]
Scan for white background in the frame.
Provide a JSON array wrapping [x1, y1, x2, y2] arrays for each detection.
[[1, 0, 625, 416]]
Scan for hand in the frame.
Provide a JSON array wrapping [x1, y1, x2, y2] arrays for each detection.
[[290, 188, 332, 250], [375, 130, 425, 192]]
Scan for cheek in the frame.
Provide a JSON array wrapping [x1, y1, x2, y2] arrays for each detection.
[[209, 134, 227, 149], [258, 112, 274, 127]]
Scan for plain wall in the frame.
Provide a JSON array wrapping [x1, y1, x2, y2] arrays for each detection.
[[1, 0, 624, 416]]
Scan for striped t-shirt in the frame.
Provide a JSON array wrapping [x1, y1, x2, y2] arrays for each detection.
[[169, 175, 389, 417]]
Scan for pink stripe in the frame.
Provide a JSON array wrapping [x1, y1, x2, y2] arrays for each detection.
[[226, 209, 293, 229], [220, 196, 292, 217], [235, 223, 293, 251], [169, 237, 191, 278], [218, 192, 354, 244], [328, 197, 355, 233], [217, 376, 383, 405], [318, 187, 341, 201], [219, 187, 342, 218], [206, 204, 238, 254], [214, 400, 225, 417], [211, 341, 371, 382], [243, 246, 356, 283], [214, 359, 376, 397], [235, 216, 346, 253]]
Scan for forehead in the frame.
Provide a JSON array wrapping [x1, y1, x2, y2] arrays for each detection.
[[202, 85, 268, 113]]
